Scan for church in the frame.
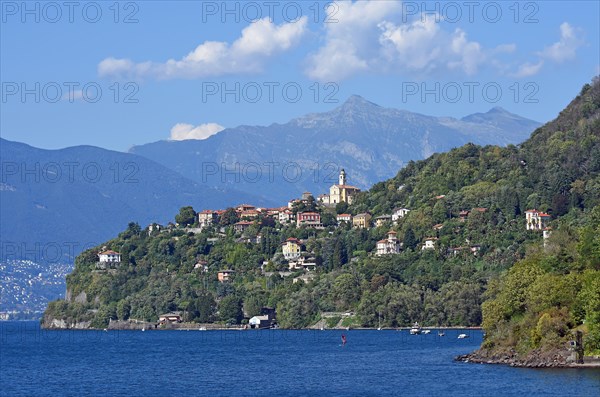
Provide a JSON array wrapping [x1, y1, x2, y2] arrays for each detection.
[[319, 169, 361, 206]]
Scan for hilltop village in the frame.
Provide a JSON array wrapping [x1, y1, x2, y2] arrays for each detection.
[[96, 168, 552, 284], [62, 165, 557, 331]]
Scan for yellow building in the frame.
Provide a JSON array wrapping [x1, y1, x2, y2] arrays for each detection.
[[282, 237, 303, 260], [319, 169, 361, 205], [353, 213, 372, 229]]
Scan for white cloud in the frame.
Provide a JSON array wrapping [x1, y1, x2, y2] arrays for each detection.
[[169, 123, 225, 141], [306, 2, 510, 81], [379, 18, 486, 76], [507, 22, 583, 78], [537, 22, 583, 63], [306, 1, 401, 81], [99, 17, 308, 80], [511, 61, 545, 78]]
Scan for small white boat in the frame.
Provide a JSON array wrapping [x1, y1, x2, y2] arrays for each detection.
[[410, 322, 422, 335], [199, 327, 207, 331], [141, 327, 145, 332], [422, 329, 431, 334], [438, 331, 445, 337], [458, 333, 469, 339]]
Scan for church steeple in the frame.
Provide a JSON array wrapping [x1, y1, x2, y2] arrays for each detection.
[[339, 169, 346, 186]]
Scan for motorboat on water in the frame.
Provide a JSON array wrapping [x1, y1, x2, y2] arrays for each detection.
[[410, 322, 422, 335], [422, 329, 431, 334], [458, 333, 469, 339]]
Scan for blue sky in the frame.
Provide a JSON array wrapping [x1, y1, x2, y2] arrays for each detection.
[[1, 1, 599, 151]]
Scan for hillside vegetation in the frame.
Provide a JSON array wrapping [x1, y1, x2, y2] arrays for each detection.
[[44, 79, 600, 356]]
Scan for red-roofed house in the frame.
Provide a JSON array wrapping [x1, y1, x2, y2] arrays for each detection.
[[198, 210, 218, 228], [240, 209, 260, 219], [296, 212, 321, 228], [337, 213, 352, 223], [236, 204, 256, 213], [525, 209, 551, 230]]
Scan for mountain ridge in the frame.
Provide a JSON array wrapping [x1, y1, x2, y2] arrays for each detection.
[[130, 96, 541, 203], [0, 138, 267, 263]]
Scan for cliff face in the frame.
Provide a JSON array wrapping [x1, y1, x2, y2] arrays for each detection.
[[42, 318, 91, 330]]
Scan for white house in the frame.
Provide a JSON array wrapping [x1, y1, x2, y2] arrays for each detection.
[[421, 238, 437, 250], [376, 231, 402, 256], [288, 256, 317, 271], [98, 250, 121, 263], [278, 209, 295, 224], [525, 209, 551, 231], [249, 315, 271, 329], [392, 208, 410, 223], [198, 210, 218, 228], [337, 213, 352, 223]]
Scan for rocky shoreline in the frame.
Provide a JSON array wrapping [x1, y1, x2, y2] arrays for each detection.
[[456, 348, 600, 368]]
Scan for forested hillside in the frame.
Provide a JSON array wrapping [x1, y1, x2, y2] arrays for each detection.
[[44, 79, 599, 356]]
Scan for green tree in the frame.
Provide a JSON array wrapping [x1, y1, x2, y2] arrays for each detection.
[[196, 294, 216, 323], [321, 212, 337, 227], [333, 273, 361, 308], [175, 206, 197, 226], [335, 201, 349, 214], [219, 208, 239, 226], [116, 299, 131, 320], [403, 228, 418, 250], [219, 295, 243, 324]]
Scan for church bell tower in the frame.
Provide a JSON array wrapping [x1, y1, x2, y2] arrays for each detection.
[[339, 169, 346, 186]]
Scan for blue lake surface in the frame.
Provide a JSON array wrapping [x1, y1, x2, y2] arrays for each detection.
[[1, 322, 598, 396]]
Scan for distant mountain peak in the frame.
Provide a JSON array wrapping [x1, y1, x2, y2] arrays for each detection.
[[488, 106, 509, 114], [460, 106, 539, 125], [340, 95, 381, 110]]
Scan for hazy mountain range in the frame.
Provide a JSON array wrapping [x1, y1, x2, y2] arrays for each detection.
[[131, 96, 541, 203], [0, 139, 263, 263]]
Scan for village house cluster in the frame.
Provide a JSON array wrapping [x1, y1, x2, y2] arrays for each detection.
[[95, 169, 552, 278]]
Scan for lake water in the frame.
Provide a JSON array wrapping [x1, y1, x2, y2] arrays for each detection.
[[1, 322, 598, 396]]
